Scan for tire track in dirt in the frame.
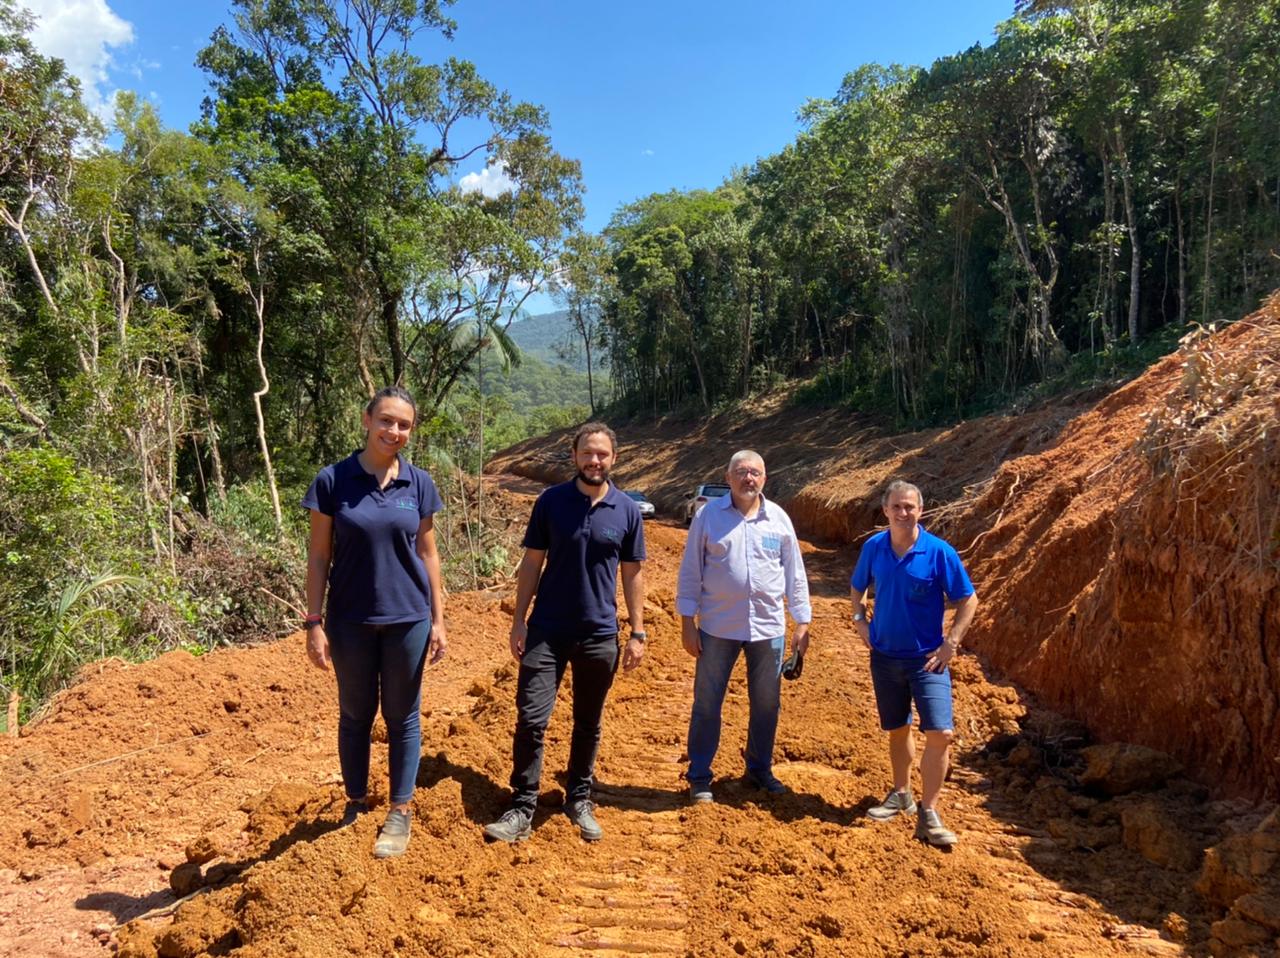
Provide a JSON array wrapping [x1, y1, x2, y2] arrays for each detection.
[[538, 550, 694, 956], [1, 512, 1244, 956]]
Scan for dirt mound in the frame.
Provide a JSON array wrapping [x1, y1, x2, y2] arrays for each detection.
[[945, 299, 1280, 800]]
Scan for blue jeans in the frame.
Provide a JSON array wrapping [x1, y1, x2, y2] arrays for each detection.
[[686, 631, 785, 787], [327, 618, 431, 805]]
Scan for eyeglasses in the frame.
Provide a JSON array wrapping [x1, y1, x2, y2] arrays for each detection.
[[731, 467, 763, 479]]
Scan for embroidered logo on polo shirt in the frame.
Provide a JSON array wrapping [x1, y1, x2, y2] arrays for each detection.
[[600, 526, 622, 542], [395, 499, 418, 511]]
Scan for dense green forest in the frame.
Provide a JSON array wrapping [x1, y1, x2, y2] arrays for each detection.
[[0, 0, 585, 719], [2, 0, 1278, 719], [593, 0, 1280, 420]]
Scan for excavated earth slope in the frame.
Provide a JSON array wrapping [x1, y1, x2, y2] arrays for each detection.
[[1, 301, 1277, 957], [491, 296, 1280, 802]]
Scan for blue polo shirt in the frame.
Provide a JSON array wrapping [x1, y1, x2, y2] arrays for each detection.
[[302, 452, 444, 625], [524, 480, 646, 638], [850, 526, 974, 658]]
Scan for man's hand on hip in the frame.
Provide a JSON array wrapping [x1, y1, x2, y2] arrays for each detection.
[[925, 640, 957, 673]]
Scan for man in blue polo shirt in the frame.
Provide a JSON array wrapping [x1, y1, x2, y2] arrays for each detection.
[[484, 422, 646, 844], [850, 479, 978, 847]]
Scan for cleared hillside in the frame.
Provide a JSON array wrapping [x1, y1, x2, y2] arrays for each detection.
[[490, 295, 1280, 801]]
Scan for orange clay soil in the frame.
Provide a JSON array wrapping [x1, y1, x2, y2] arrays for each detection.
[[0, 516, 1259, 957], [2, 302, 1278, 957]]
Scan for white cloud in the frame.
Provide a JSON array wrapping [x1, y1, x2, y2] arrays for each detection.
[[22, 0, 134, 118], [641, 148, 655, 156], [458, 164, 516, 199]]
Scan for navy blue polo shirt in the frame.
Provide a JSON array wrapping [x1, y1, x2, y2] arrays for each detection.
[[850, 526, 974, 657], [524, 480, 646, 638], [302, 452, 444, 624]]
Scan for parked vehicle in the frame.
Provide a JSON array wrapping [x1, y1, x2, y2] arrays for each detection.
[[683, 483, 731, 525], [624, 490, 656, 519]]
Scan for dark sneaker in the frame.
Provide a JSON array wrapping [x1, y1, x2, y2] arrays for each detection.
[[747, 773, 788, 795], [483, 808, 533, 844], [372, 809, 411, 858], [340, 799, 367, 828], [689, 783, 714, 804], [916, 808, 958, 847], [566, 800, 604, 842], [868, 789, 917, 821]]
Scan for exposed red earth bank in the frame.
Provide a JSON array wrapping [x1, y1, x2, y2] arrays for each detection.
[[2, 298, 1277, 957]]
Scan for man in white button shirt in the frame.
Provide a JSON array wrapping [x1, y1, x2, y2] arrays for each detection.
[[676, 450, 812, 802]]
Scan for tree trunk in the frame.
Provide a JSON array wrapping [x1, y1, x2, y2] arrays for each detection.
[[163, 377, 178, 577], [382, 290, 405, 385], [1202, 106, 1223, 322], [247, 255, 284, 541], [1113, 131, 1141, 342], [1101, 142, 1118, 344], [1, 195, 59, 318]]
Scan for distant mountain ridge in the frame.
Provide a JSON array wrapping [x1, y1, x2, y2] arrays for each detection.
[[508, 309, 607, 375]]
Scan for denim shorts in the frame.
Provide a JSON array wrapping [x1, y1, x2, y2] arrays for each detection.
[[869, 650, 953, 732]]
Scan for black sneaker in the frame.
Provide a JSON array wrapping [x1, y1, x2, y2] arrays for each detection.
[[689, 783, 714, 804], [565, 799, 604, 842], [372, 808, 411, 858], [340, 799, 367, 828], [483, 808, 533, 844], [747, 773, 788, 795]]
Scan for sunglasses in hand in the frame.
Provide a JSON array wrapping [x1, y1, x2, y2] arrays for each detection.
[[782, 649, 804, 681]]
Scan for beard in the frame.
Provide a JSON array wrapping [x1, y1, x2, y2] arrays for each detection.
[[576, 467, 609, 487]]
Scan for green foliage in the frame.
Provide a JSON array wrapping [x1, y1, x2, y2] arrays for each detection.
[[0, 0, 589, 718], [0, 449, 144, 711], [595, 0, 1280, 423], [211, 478, 310, 546]]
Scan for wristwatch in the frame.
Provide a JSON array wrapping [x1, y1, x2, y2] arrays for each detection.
[[629, 631, 647, 643], [852, 611, 867, 623]]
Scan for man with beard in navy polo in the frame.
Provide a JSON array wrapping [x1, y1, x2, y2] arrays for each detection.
[[484, 423, 647, 843]]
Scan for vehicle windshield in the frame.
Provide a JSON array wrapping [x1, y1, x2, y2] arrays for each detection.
[[625, 491, 649, 502], [699, 485, 731, 497]]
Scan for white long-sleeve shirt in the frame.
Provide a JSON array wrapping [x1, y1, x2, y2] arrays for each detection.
[[676, 493, 812, 642]]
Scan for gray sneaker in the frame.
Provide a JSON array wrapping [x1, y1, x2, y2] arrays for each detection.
[[916, 808, 957, 847], [867, 789, 917, 821], [372, 809, 411, 858], [566, 800, 603, 842], [689, 783, 714, 804], [483, 808, 533, 844]]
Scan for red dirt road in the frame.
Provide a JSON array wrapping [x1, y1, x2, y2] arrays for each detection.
[[0, 496, 1235, 957]]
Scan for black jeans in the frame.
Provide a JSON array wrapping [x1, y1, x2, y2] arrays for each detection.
[[509, 628, 620, 812]]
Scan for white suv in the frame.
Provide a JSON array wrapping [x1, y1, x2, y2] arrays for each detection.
[[683, 483, 731, 525]]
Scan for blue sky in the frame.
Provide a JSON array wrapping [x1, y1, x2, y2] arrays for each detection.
[[24, 0, 1014, 311]]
